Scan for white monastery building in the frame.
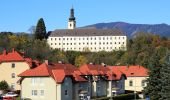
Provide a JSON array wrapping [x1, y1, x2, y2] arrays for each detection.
[[47, 8, 127, 52]]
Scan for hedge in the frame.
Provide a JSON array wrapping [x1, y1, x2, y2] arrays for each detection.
[[92, 93, 138, 100]]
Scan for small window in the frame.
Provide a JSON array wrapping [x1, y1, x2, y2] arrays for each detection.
[[141, 80, 146, 87], [11, 83, 15, 90], [11, 63, 15, 68], [65, 90, 68, 95], [129, 80, 133, 86], [51, 38, 53, 40], [11, 73, 15, 78], [51, 43, 53, 45], [32, 90, 38, 96], [40, 90, 44, 96]]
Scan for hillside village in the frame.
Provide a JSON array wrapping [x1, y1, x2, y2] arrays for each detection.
[[0, 7, 169, 100]]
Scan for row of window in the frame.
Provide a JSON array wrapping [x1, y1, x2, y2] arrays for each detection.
[[32, 90, 44, 96], [59, 47, 122, 50], [50, 36, 125, 41], [51, 42, 125, 46], [129, 80, 146, 87]]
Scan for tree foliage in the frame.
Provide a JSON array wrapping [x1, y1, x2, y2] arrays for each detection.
[[0, 80, 9, 91], [75, 55, 87, 67], [34, 18, 46, 40]]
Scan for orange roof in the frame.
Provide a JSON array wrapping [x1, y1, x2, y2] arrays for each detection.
[[0, 49, 24, 62], [0, 49, 40, 68], [79, 64, 109, 76], [19, 62, 87, 83], [79, 64, 126, 81], [108, 66, 148, 77]]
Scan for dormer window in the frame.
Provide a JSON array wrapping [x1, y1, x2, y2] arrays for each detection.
[[11, 63, 15, 68]]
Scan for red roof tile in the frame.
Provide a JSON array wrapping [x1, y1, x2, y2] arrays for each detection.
[[19, 62, 87, 83], [79, 64, 109, 76], [108, 66, 148, 77], [0, 49, 24, 62], [0, 49, 40, 68]]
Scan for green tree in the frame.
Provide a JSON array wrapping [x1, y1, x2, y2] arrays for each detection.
[[159, 51, 170, 100], [34, 18, 46, 40], [144, 51, 162, 100], [0, 80, 9, 91], [75, 55, 87, 67]]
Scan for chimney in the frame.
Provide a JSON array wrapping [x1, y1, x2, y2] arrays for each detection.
[[45, 60, 48, 65], [58, 61, 63, 64], [89, 62, 94, 65], [12, 48, 15, 53], [3, 49, 7, 55]]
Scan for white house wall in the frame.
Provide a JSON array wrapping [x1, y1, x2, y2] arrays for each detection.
[[47, 36, 127, 52]]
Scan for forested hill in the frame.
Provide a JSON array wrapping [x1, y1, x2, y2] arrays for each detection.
[[83, 22, 170, 38]]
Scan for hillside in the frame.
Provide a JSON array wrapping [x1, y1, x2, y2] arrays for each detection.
[[83, 22, 170, 38]]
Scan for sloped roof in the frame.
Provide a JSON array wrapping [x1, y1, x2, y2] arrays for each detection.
[[0, 49, 40, 68], [79, 64, 126, 81], [19, 62, 87, 83], [79, 64, 109, 76], [0, 49, 24, 62], [50, 29, 125, 37], [108, 66, 148, 77]]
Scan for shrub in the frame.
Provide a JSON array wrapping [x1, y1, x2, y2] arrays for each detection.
[[92, 93, 138, 100], [0, 80, 9, 91]]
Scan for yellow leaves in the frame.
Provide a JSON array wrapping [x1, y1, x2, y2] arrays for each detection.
[[75, 55, 87, 67]]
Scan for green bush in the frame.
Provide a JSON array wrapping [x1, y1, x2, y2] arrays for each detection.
[[92, 93, 137, 100], [0, 80, 9, 91]]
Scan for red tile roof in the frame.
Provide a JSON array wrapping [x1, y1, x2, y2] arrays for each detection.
[[79, 64, 109, 76], [0, 49, 24, 62], [108, 66, 148, 77], [19, 62, 87, 83], [0, 49, 40, 68], [79, 64, 126, 81]]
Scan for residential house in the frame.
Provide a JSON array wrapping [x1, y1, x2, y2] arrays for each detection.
[[109, 66, 148, 92], [19, 61, 87, 100], [0, 49, 39, 90], [19, 62, 127, 100], [79, 64, 127, 98]]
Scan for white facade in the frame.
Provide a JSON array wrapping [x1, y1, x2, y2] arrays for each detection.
[[125, 76, 148, 92], [47, 35, 127, 52], [68, 20, 76, 29]]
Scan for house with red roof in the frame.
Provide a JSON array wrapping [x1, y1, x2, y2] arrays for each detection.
[[79, 64, 126, 98], [108, 66, 148, 92], [18, 62, 127, 100], [0, 49, 39, 91], [19, 61, 87, 100]]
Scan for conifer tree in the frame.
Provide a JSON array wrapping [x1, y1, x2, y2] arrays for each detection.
[[34, 18, 46, 40], [159, 51, 170, 100], [144, 51, 162, 100]]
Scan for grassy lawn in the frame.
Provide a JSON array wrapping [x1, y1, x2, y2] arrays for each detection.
[[16, 97, 20, 100]]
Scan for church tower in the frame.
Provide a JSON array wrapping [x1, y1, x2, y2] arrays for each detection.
[[68, 7, 76, 29]]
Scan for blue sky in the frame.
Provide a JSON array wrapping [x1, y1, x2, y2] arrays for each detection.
[[0, 0, 170, 32]]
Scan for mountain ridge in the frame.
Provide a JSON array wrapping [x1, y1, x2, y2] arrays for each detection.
[[82, 22, 170, 38]]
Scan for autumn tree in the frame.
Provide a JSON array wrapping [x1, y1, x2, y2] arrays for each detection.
[[75, 55, 87, 67]]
